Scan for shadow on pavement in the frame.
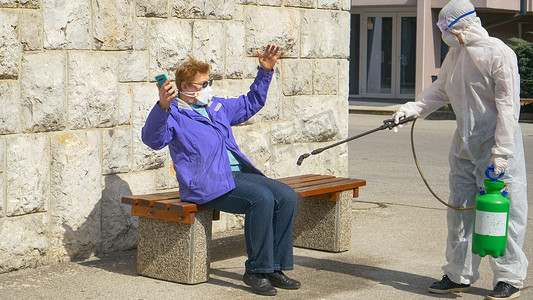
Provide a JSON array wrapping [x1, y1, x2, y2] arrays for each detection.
[[78, 249, 137, 277], [293, 255, 491, 298]]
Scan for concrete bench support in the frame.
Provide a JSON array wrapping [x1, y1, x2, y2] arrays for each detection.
[[136, 209, 213, 284], [293, 190, 352, 252]]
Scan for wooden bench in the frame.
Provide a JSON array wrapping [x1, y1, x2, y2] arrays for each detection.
[[122, 174, 366, 284]]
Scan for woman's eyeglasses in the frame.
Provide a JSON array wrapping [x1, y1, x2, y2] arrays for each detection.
[[191, 80, 213, 89]]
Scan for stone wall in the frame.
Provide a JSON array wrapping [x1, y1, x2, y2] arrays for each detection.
[[0, 0, 351, 273]]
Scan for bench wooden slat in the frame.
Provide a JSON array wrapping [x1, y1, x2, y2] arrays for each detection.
[[276, 174, 320, 181], [122, 191, 180, 207], [168, 201, 201, 213], [287, 177, 352, 189], [294, 179, 366, 197], [152, 199, 180, 210], [279, 175, 336, 185]]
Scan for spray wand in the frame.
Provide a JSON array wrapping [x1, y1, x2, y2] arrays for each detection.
[[296, 115, 417, 166]]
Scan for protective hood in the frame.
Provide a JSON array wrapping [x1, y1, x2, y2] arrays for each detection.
[[439, 0, 476, 27], [458, 18, 488, 46]]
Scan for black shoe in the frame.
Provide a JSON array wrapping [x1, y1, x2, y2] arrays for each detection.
[[266, 271, 301, 290], [243, 272, 277, 296], [428, 275, 471, 294], [486, 281, 520, 300]]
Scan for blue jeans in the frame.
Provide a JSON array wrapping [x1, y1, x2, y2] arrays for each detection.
[[206, 171, 297, 273]]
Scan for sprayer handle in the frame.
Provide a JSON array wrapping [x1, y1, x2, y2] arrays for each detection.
[[485, 166, 504, 181]]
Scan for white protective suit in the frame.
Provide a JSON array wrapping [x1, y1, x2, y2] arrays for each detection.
[[395, 7, 529, 289]]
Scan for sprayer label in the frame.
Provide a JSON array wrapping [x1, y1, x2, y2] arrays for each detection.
[[475, 210, 507, 236]]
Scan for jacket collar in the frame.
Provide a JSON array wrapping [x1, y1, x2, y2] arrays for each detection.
[[176, 97, 194, 110]]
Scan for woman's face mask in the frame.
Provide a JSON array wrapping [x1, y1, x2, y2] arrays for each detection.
[[181, 85, 213, 106]]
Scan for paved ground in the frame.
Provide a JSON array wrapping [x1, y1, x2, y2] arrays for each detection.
[[1, 112, 532, 299]]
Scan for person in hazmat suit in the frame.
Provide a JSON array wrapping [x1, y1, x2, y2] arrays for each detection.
[[392, 0, 528, 299]]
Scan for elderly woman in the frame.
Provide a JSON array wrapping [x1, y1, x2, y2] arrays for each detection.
[[141, 44, 299, 296]]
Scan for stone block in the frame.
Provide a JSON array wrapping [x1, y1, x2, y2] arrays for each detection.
[[136, 210, 213, 284], [234, 4, 244, 21], [0, 138, 4, 216], [293, 190, 352, 252], [131, 83, 167, 171], [0, 214, 49, 274], [285, 0, 315, 8], [0, 81, 19, 134], [21, 52, 66, 132], [280, 95, 339, 142], [119, 84, 133, 125], [0, 138, 4, 173], [135, 18, 148, 50], [215, 79, 252, 102], [244, 58, 259, 79], [103, 127, 132, 174], [170, 0, 233, 20], [149, 19, 192, 81], [6, 135, 50, 216], [245, 6, 300, 58], [100, 172, 156, 251], [337, 95, 349, 139], [119, 51, 149, 82], [0, 0, 39, 8], [270, 143, 309, 178], [156, 157, 179, 190], [318, 0, 340, 9], [301, 10, 350, 58], [338, 59, 349, 100], [282, 59, 312, 96], [136, 0, 168, 17], [43, 0, 91, 50], [93, 0, 134, 50], [233, 123, 272, 174], [235, 0, 255, 4], [212, 212, 244, 233], [313, 59, 338, 95], [245, 67, 282, 124], [342, 0, 350, 11], [0, 10, 19, 79], [193, 21, 224, 79], [68, 52, 118, 129], [225, 22, 245, 79], [49, 131, 102, 261], [21, 11, 42, 51], [270, 141, 343, 178], [258, 0, 281, 6]]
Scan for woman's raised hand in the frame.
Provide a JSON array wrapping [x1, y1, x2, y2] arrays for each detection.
[[257, 44, 284, 72]]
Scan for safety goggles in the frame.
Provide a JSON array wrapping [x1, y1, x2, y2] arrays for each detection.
[[437, 10, 476, 33], [191, 79, 213, 89]]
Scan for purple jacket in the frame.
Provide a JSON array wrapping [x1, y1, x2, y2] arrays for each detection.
[[141, 68, 273, 204]]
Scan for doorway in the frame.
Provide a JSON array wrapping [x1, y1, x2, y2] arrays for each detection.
[[357, 13, 417, 100]]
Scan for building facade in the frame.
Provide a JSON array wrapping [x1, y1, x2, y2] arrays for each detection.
[[349, 0, 533, 103]]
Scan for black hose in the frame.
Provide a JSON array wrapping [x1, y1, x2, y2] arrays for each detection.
[[410, 118, 474, 210]]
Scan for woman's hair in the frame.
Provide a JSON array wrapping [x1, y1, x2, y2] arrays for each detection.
[[175, 56, 210, 90]]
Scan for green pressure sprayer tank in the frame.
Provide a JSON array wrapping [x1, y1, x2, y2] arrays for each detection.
[[472, 166, 509, 258]]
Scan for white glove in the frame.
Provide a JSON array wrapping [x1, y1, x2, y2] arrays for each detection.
[[490, 154, 508, 175], [391, 111, 405, 133]]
